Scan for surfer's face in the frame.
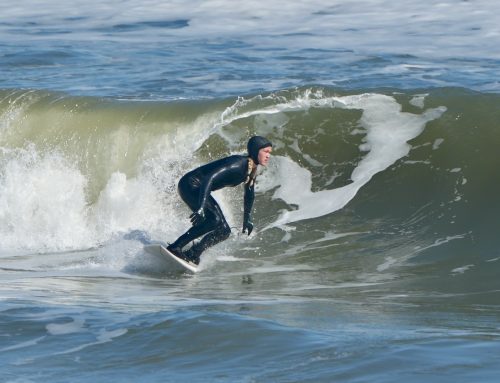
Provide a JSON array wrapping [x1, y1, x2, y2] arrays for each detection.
[[258, 146, 272, 166]]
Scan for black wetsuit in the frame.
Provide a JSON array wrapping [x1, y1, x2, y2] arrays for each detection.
[[169, 155, 255, 262]]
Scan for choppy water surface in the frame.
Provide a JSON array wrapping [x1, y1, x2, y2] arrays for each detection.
[[1, 1, 500, 382]]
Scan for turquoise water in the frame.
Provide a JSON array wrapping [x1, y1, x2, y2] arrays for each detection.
[[1, 1, 500, 382]]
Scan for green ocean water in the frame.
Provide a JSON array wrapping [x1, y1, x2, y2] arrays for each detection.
[[2, 86, 499, 284], [3, 0, 500, 380], [1, 86, 500, 382]]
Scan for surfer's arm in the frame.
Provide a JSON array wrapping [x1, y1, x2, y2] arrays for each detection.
[[242, 182, 255, 235], [196, 156, 245, 212], [196, 167, 225, 214]]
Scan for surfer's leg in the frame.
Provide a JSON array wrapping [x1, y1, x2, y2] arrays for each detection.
[[185, 197, 230, 263], [167, 175, 206, 251], [169, 194, 227, 246], [168, 216, 218, 250], [184, 225, 229, 264], [168, 182, 223, 257], [168, 176, 229, 263]]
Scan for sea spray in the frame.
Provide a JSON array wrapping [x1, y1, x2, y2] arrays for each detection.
[[0, 91, 235, 253], [0, 145, 90, 251], [0, 89, 450, 251]]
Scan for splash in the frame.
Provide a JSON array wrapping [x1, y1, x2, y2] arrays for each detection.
[[0, 146, 91, 251], [0, 89, 447, 253]]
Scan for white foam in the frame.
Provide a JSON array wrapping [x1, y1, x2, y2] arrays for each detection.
[[1, 0, 499, 64], [0, 336, 46, 352], [409, 94, 428, 109], [433, 138, 445, 150], [247, 264, 316, 274], [414, 234, 467, 254], [0, 146, 91, 252], [0, 110, 224, 255], [0, 91, 445, 258], [216, 255, 245, 262], [97, 328, 128, 343], [377, 257, 399, 272], [92, 171, 164, 239], [258, 93, 446, 227], [46, 318, 85, 335], [451, 264, 474, 275], [50, 328, 128, 356]]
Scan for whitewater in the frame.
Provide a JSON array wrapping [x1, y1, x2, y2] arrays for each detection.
[[1, 1, 500, 382]]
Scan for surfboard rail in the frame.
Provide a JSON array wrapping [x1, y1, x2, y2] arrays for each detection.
[[144, 244, 198, 273]]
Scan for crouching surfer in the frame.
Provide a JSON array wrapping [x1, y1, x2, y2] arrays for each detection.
[[167, 136, 273, 265]]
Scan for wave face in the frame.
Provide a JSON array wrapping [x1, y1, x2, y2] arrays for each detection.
[[1, 87, 499, 294]]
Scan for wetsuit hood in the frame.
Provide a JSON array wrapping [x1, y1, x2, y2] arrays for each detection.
[[247, 136, 272, 164]]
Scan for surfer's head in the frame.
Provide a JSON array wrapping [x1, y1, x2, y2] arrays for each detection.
[[247, 136, 272, 166]]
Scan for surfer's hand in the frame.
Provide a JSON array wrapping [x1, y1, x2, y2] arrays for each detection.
[[190, 208, 205, 226], [242, 219, 253, 236]]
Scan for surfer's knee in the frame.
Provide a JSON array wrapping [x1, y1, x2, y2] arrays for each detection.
[[204, 215, 230, 239], [203, 208, 223, 228], [217, 221, 231, 239], [214, 215, 231, 238]]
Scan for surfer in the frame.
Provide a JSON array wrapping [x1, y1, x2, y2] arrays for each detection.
[[167, 136, 273, 265]]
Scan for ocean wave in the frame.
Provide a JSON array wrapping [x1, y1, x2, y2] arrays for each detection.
[[1, 87, 499, 293]]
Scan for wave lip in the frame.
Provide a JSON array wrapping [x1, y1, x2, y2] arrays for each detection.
[[259, 92, 446, 228], [0, 86, 496, 267]]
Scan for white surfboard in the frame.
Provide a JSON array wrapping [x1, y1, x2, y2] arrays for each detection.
[[144, 244, 198, 273]]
